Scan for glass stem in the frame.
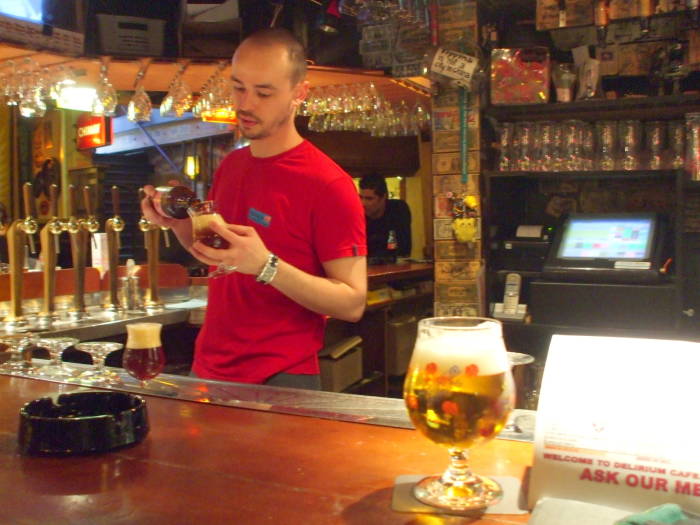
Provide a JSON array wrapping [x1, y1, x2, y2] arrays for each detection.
[[49, 350, 61, 367], [93, 356, 106, 372], [442, 448, 476, 487]]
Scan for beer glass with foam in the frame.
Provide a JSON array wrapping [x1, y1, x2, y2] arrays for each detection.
[[187, 200, 236, 278], [403, 317, 515, 511], [123, 322, 166, 388]]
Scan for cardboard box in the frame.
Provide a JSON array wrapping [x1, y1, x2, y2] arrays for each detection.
[[537, 0, 560, 30], [319, 336, 363, 392], [387, 315, 417, 376], [97, 14, 165, 56]]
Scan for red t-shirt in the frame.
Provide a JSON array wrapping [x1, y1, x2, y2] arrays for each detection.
[[192, 140, 367, 383]]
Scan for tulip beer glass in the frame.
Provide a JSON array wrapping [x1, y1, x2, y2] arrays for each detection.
[[403, 317, 515, 511], [188, 200, 235, 278], [123, 322, 166, 388]]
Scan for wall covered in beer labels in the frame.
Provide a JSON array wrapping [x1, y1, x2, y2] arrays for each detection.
[[431, 0, 483, 318]]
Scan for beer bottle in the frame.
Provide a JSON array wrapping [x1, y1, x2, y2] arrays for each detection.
[[153, 185, 200, 219], [387, 230, 397, 252]]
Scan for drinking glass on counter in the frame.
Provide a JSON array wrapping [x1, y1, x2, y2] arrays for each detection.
[[36, 337, 79, 379], [0, 333, 38, 374], [123, 322, 166, 389], [74, 341, 123, 385], [188, 200, 234, 278], [403, 317, 515, 511]]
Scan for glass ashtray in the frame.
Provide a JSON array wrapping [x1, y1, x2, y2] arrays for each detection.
[[18, 391, 149, 455]]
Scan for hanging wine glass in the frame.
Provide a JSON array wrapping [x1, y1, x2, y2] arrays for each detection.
[[127, 59, 152, 122], [92, 59, 118, 117]]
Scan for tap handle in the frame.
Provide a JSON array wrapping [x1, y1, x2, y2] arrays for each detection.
[[69, 184, 78, 217], [22, 182, 34, 218], [49, 184, 58, 218], [111, 185, 120, 216], [83, 185, 94, 217]]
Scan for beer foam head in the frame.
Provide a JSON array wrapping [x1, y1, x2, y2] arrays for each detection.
[[192, 212, 225, 231], [413, 321, 508, 375], [126, 322, 162, 348]]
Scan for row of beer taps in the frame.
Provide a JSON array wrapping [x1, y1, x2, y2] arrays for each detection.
[[1, 182, 164, 333]]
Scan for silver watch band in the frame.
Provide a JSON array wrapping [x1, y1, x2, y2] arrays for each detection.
[[255, 253, 279, 285]]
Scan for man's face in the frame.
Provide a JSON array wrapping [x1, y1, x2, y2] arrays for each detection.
[[359, 189, 386, 219], [230, 41, 306, 141]]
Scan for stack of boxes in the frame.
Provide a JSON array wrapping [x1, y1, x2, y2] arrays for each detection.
[[431, 0, 484, 317]]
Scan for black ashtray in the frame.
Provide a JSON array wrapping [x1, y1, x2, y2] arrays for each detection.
[[18, 391, 149, 456]]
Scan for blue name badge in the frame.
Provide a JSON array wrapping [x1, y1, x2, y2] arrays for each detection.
[[248, 207, 272, 227]]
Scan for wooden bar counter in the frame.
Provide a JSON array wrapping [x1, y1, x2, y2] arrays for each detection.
[[0, 375, 532, 524]]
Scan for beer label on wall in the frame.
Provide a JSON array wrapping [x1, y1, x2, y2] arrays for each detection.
[[432, 152, 480, 174], [434, 302, 480, 317], [435, 260, 482, 282], [434, 194, 454, 218], [432, 89, 480, 109], [433, 106, 479, 133], [433, 174, 480, 195], [433, 218, 456, 240], [435, 282, 479, 303], [437, 0, 477, 26], [435, 240, 481, 260]]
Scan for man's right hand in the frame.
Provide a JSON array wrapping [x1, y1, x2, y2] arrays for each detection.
[[140, 184, 179, 229]]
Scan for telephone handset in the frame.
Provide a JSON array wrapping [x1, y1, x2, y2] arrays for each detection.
[[502, 273, 522, 316]]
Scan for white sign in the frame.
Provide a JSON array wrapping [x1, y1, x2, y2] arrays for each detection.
[[430, 48, 478, 88], [529, 334, 700, 513]]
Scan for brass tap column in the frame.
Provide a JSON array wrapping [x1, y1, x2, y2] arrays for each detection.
[[104, 186, 125, 312], [139, 189, 163, 311], [38, 184, 63, 326], [3, 183, 38, 329], [66, 185, 89, 320]]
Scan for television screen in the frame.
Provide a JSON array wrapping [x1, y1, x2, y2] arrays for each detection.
[[543, 213, 666, 284], [0, 1, 42, 24], [557, 216, 653, 260]]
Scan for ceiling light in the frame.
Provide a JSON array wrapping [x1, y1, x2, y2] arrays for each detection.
[[56, 86, 98, 112]]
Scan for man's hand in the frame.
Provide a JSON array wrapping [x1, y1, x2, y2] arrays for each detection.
[[140, 184, 181, 229], [192, 221, 270, 276]]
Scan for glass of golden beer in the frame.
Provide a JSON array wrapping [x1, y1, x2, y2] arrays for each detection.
[[403, 317, 515, 511]]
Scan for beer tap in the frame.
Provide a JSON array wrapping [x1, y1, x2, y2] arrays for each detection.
[[104, 186, 125, 312], [3, 183, 38, 330], [138, 188, 163, 311], [37, 184, 63, 327], [82, 186, 100, 248], [66, 184, 89, 320]]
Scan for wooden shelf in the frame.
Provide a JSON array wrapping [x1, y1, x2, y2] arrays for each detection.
[[484, 170, 679, 181], [484, 94, 700, 122], [365, 291, 433, 312]]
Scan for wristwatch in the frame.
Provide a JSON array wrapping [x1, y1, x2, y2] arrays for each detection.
[[256, 253, 279, 285]]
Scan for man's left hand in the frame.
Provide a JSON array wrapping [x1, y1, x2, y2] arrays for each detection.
[[191, 221, 270, 276]]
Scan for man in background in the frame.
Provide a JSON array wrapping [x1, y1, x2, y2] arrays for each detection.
[[359, 173, 411, 264]]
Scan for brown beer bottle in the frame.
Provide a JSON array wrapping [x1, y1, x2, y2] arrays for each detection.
[[153, 185, 200, 219]]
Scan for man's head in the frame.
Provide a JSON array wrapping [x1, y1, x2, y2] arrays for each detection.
[[231, 28, 308, 143], [359, 173, 388, 220]]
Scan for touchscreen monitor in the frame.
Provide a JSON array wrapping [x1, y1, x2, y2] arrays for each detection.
[[543, 213, 665, 284]]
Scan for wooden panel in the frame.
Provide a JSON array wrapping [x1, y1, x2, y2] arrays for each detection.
[[100, 263, 189, 290], [0, 376, 532, 524], [0, 267, 101, 301], [305, 131, 420, 177]]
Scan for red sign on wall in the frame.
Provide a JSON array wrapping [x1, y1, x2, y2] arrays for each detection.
[[76, 114, 112, 150]]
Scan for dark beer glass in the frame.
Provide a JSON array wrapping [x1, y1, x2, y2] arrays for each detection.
[[123, 322, 166, 388], [188, 200, 230, 249]]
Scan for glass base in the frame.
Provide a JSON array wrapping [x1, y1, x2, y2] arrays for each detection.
[[413, 473, 503, 511], [0, 359, 34, 374], [74, 368, 122, 386], [36, 363, 77, 379]]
